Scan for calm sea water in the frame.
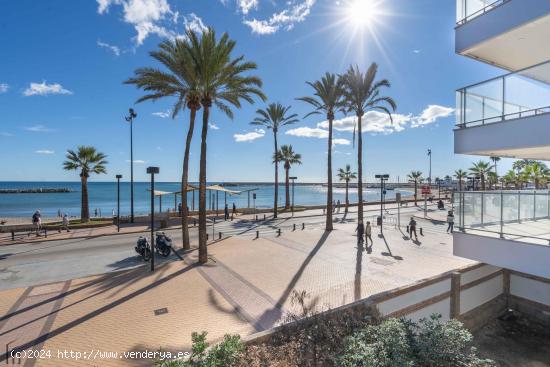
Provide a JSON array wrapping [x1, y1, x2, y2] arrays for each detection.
[[0, 182, 413, 217]]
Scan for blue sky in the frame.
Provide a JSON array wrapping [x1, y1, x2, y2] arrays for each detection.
[[0, 0, 513, 183]]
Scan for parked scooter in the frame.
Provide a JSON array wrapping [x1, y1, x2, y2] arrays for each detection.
[[155, 232, 172, 257], [135, 236, 151, 261]]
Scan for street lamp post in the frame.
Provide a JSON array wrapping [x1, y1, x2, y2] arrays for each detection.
[[290, 176, 297, 215], [116, 174, 122, 232], [125, 108, 137, 223], [375, 174, 389, 235], [427, 149, 432, 187], [147, 166, 159, 272]]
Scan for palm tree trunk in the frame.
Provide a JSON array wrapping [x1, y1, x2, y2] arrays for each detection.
[[81, 174, 89, 222], [285, 166, 290, 209], [181, 108, 196, 250], [414, 181, 418, 205], [345, 180, 349, 214], [357, 114, 363, 223], [198, 106, 210, 264], [458, 180, 462, 192], [273, 132, 278, 218], [326, 115, 334, 231]]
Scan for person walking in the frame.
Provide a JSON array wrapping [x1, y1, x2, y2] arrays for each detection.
[[224, 203, 230, 221], [365, 221, 373, 249], [232, 203, 237, 220], [337, 200, 341, 213], [447, 210, 455, 233], [355, 220, 365, 246], [409, 217, 418, 241], [178, 203, 182, 216], [60, 213, 70, 232]]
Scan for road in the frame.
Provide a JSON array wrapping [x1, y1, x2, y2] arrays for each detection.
[[0, 202, 448, 290]]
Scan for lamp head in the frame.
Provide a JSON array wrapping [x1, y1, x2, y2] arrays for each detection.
[[116, 174, 123, 179], [147, 166, 159, 174]]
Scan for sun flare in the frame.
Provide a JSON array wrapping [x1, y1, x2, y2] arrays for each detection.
[[346, 0, 381, 27]]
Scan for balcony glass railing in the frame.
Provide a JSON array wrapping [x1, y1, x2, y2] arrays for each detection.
[[456, 0, 509, 25], [453, 191, 550, 245], [456, 60, 550, 128]]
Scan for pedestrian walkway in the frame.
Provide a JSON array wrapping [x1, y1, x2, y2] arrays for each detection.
[[0, 217, 473, 366]]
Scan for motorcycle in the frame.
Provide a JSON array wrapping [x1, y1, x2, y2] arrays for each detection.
[[155, 232, 172, 257], [135, 236, 151, 261]]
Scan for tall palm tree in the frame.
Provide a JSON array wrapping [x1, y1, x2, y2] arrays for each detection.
[[251, 103, 298, 218], [337, 165, 357, 213], [274, 145, 302, 209], [454, 169, 467, 191], [63, 146, 108, 222], [490, 156, 501, 177], [524, 161, 548, 189], [407, 171, 423, 205], [512, 159, 536, 189], [341, 64, 396, 223], [297, 72, 344, 231], [185, 28, 266, 263], [503, 169, 520, 189], [469, 160, 493, 191], [487, 171, 499, 190], [125, 38, 200, 250]]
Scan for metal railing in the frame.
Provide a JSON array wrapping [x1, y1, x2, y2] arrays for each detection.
[[456, 60, 550, 129], [456, 0, 510, 26], [453, 191, 550, 243]]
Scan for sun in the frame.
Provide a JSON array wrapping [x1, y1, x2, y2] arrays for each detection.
[[345, 0, 382, 27]]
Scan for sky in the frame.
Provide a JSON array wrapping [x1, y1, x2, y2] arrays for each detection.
[[0, 0, 516, 183]]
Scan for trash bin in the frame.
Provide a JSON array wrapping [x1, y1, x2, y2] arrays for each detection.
[[377, 216, 382, 226]]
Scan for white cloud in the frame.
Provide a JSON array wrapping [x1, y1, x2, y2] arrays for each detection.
[[333, 138, 351, 145], [97, 40, 121, 56], [25, 125, 54, 132], [209, 123, 220, 130], [23, 81, 72, 96], [243, 0, 316, 35], [411, 105, 454, 127], [286, 127, 328, 138], [152, 110, 170, 118], [35, 150, 55, 155], [413, 49, 421, 54], [126, 159, 147, 164], [238, 0, 258, 14], [0, 83, 8, 93], [234, 128, 265, 142], [183, 13, 207, 33], [0, 132, 14, 137]]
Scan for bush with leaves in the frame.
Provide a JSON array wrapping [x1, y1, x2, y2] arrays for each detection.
[[155, 332, 243, 367], [338, 314, 494, 367]]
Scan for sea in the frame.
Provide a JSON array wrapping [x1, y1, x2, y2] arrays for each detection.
[[0, 182, 414, 218]]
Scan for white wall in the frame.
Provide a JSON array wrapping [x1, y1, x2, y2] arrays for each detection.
[[461, 264, 501, 285], [460, 274, 503, 314], [377, 279, 450, 316], [510, 274, 550, 307]]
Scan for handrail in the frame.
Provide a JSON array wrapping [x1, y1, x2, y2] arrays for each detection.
[[456, 0, 510, 26], [455, 106, 550, 128]]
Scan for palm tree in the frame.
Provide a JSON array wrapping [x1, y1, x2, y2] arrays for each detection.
[[274, 145, 302, 209], [125, 38, 200, 250], [524, 161, 548, 189], [341, 64, 396, 223], [490, 156, 501, 177], [487, 171, 498, 190], [503, 169, 520, 189], [63, 146, 108, 222], [407, 171, 423, 205], [185, 28, 266, 263], [297, 72, 344, 231], [512, 159, 536, 188], [454, 169, 467, 191], [469, 161, 493, 191], [251, 103, 298, 218], [337, 165, 357, 213]]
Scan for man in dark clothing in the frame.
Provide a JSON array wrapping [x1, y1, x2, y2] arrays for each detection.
[[232, 203, 237, 220], [178, 203, 182, 216], [224, 204, 229, 221], [355, 220, 365, 246], [409, 217, 418, 241]]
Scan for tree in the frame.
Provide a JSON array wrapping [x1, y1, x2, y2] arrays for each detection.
[[63, 146, 108, 222], [487, 171, 498, 190], [341, 64, 396, 223], [524, 161, 549, 189], [469, 161, 493, 191], [337, 165, 357, 213], [274, 145, 302, 209], [490, 156, 501, 177], [407, 171, 423, 205], [186, 28, 266, 264], [125, 38, 200, 250], [297, 72, 345, 231], [512, 159, 536, 188], [503, 169, 520, 189], [251, 103, 298, 218], [454, 169, 467, 191]]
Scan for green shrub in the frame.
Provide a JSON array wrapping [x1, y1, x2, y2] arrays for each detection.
[[338, 314, 494, 367], [155, 332, 243, 367]]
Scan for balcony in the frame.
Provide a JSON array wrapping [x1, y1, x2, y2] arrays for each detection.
[[455, 0, 550, 70], [454, 60, 550, 159], [453, 191, 550, 278]]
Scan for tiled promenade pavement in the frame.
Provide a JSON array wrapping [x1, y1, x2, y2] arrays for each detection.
[[0, 219, 475, 366]]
